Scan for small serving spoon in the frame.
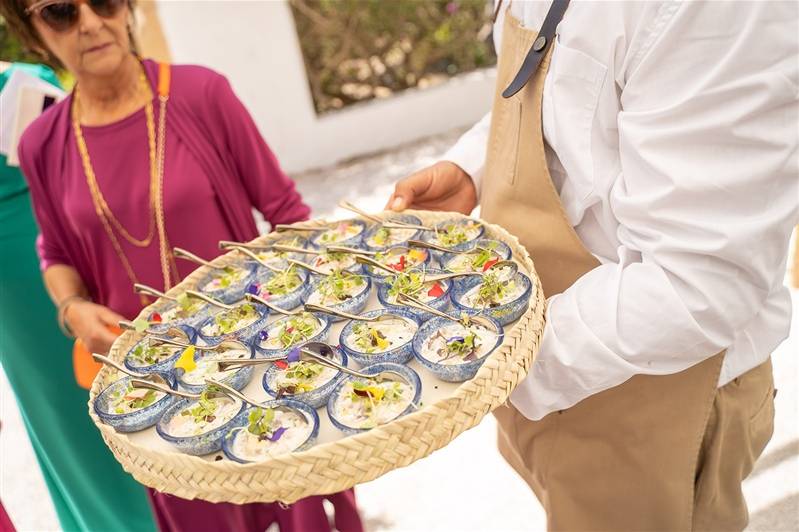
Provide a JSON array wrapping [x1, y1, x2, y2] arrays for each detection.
[[338, 200, 433, 231], [302, 342, 409, 384], [303, 303, 399, 323], [185, 290, 236, 311], [223, 245, 284, 274], [424, 260, 519, 283], [173, 247, 232, 270], [92, 354, 171, 386], [245, 293, 300, 316], [118, 320, 192, 340], [397, 292, 502, 334], [324, 245, 377, 256], [154, 336, 251, 354], [269, 244, 317, 256], [354, 255, 397, 275], [133, 283, 177, 302], [205, 378, 308, 421], [286, 259, 332, 277], [407, 239, 493, 255], [129, 378, 202, 400]]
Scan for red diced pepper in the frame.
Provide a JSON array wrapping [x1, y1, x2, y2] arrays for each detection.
[[427, 282, 444, 298], [149, 312, 162, 323], [274, 360, 288, 370], [482, 258, 499, 272]]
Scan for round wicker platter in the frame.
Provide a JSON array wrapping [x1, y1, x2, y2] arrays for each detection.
[[88, 209, 545, 504]]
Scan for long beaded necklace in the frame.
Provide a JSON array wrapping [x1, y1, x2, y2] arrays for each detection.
[[71, 63, 177, 304]]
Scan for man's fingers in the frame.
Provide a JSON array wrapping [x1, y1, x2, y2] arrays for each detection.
[[388, 170, 435, 211]]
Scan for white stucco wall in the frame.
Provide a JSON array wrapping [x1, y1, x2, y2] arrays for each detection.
[[154, 0, 496, 174]]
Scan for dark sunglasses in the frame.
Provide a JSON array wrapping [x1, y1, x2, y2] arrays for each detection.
[[25, 0, 126, 32]]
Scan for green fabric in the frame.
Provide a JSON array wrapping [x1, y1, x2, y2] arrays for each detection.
[[0, 66, 156, 532]]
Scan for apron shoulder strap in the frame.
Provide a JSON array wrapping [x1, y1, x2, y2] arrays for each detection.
[[502, 0, 570, 98]]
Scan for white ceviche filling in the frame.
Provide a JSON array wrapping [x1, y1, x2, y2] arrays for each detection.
[[420, 322, 499, 366], [333, 380, 413, 429], [231, 407, 312, 460]]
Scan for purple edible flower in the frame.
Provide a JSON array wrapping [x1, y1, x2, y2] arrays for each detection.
[[287, 347, 301, 363], [258, 329, 269, 342], [246, 283, 260, 295], [267, 426, 287, 442]]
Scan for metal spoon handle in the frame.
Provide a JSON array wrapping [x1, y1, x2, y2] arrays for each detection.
[[325, 245, 376, 256], [185, 290, 234, 310], [287, 259, 330, 277], [270, 244, 316, 255], [218, 240, 273, 251], [173, 247, 217, 269], [355, 255, 396, 274], [245, 293, 298, 316], [92, 354, 146, 379], [425, 271, 482, 283], [274, 224, 324, 233], [397, 293, 458, 323], [205, 378, 264, 407], [134, 283, 176, 302], [303, 303, 373, 322], [216, 357, 285, 372], [382, 221, 433, 231], [337, 200, 384, 224], [227, 245, 282, 273], [407, 239, 453, 254], [130, 378, 198, 399], [299, 347, 368, 378]]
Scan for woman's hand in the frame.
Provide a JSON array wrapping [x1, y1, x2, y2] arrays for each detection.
[[385, 161, 478, 215], [64, 300, 125, 355]]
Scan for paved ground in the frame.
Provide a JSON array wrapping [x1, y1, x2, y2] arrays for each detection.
[[2, 129, 797, 531]]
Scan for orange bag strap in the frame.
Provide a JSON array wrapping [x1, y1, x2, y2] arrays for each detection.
[[158, 61, 171, 99]]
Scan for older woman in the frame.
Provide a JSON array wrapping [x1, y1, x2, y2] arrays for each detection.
[[0, 0, 363, 530]]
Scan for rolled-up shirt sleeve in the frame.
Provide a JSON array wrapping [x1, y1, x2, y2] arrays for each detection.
[[511, 2, 799, 420]]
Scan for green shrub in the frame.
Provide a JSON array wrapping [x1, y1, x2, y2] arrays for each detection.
[[290, 0, 497, 114]]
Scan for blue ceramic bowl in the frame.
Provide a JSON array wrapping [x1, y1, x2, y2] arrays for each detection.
[[440, 239, 512, 274], [251, 268, 310, 311], [252, 313, 331, 358], [338, 308, 422, 366], [197, 262, 259, 304], [362, 214, 424, 251], [421, 218, 486, 260], [301, 274, 372, 323], [123, 325, 198, 375], [221, 400, 320, 463], [197, 302, 270, 345], [376, 268, 452, 322], [412, 315, 504, 382], [156, 396, 246, 456], [176, 340, 255, 394], [450, 270, 533, 326], [94, 374, 178, 433], [310, 219, 368, 249], [363, 246, 434, 280], [326, 362, 422, 435], [262, 346, 349, 408]]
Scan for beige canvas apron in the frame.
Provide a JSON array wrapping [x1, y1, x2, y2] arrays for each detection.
[[481, 7, 775, 531]]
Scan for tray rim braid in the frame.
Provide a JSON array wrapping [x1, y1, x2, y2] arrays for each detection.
[[88, 209, 545, 504]]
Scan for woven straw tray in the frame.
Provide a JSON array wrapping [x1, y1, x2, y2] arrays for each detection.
[[88, 209, 545, 504]]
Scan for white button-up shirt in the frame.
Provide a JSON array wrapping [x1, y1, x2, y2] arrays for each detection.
[[444, 0, 799, 420]]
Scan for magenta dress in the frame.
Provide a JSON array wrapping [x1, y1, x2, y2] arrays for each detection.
[[18, 59, 363, 532]]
